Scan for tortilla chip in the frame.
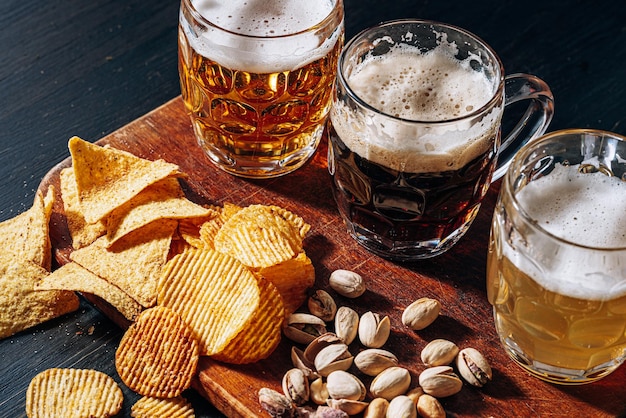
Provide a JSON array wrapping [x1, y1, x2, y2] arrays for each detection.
[[0, 186, 54, 270], [70, 219, 177, 307], [68, 136, 181, 224], [105, 177, 212, 246], [60, 167, 106, 249], [0, 261, 79, 339], [36, 262, 143, 321]]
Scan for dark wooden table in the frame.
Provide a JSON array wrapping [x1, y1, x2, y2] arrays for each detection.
[[2, 1, 625, 417]]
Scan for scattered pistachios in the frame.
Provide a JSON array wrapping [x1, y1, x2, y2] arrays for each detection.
[[260, 269, 493, 417]]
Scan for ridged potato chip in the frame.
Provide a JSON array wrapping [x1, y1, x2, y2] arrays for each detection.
[[131, 395, 195, 418], [211, 275, 284, 364], [115, 306, 199, 398], [26, 368, 123, 418], [257, 252, 316, 317], [213, 205, 308, 269], [158, 247, 260, 356]]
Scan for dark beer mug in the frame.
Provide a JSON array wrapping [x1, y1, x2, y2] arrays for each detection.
[[328, 19, 554, 260]]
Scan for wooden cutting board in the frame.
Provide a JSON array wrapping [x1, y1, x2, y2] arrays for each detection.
[[40, 96, 626, 417]]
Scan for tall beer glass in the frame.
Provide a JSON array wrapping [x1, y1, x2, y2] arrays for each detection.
[[179, 0, 344, 178], [328, 20, 554, 260], [488, 129, 626, 384]]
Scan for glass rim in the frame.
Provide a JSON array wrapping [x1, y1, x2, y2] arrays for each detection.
[[504, 128, 626, 251], [338, 18, 505, 125], [181, 0, 343, 40]]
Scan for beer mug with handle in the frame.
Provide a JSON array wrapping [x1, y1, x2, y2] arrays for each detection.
[[328, 19, 554, 260], [488, 129, 626, 384]]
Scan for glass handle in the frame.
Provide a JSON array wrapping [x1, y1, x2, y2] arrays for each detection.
[[492, 73, 555, 181]]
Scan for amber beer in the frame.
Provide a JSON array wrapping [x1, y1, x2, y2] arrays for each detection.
[[487, 130, 626, 384], [178, 0, 344, 178]]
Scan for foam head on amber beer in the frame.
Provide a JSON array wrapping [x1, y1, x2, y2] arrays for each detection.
[[182, 0, 342, 73]]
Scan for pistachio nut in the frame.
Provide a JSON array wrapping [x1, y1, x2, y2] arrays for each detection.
[[334, 306, 359, 345], [258, 387, 295, 418], [314, 343, 354, 376], [386, 395, 417, 418], [291, 346, 320, 380], [329, 269, 366, 298], [282, 368, 309, 406], [402, 298, 441, 330], [308, 289, 337, 322], [326, 370, 366, 401], [326, 399, 369, 415], [304, 332, 343, 364], [456, 347, 492, 387], [283, 313, 327, 345], [420, 339, 459, 367], [353, 348, 399, 377], [310, 377, 329, 405], [363, 397, 389, 418], [358, 311, 391, 348], [418, 366, 463, 398], [369, 366, 411, 401], [416, 394, 445, 418]]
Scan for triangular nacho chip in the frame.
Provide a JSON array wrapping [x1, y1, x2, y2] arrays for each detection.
[[60, 167, 106, 249], [70, 219, 177, 307], [68, 136, 181, 224], [0, 186, 54, 270], [105, 177, 213, 247], [0, 261, 79, 339], [36, 262, 143, 321]]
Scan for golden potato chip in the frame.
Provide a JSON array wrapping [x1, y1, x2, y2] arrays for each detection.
[[264, 204, 311, 239], [36, 262, 143, 321], [131, 396, 195, 418], [68, 136, 181, 224], [115, 306, 199, 398], [158, 247, 260, 356], [70, 219, 177, 307], [0, 186, 54, 270], [211, 275, 284, 364], [213, 205, 306, 269], [0, 261, 79, 339], [257, 252, 316, 316], [177, 205, 223, 249], [60, 167, 106, 249], [105, 177, 212, 246], [26, 368, 122, 418]]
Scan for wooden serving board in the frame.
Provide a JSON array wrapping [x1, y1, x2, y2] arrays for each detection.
[[40, 97, 626, 417]]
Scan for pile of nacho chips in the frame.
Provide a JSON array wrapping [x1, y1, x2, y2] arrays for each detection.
[[3, 136, 316, 369]]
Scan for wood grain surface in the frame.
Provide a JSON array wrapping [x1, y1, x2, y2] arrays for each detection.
[[39, 96, 626, 417]]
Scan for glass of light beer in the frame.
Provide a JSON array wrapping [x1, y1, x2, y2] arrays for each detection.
[[328, 19, 554, 260], [178, 0, 344, 178], [487, 129, 626, 384]]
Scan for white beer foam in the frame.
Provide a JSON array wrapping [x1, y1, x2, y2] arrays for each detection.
[[331, 42, 501, 173], [184, 0, 341, 73], [507, 163, 626, 300]]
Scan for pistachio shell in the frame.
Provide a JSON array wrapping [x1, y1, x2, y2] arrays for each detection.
[[420, 339, 459, 367], [326, 399, 369, 415], [358, 311, 390, 348], [284, 313, 327, 344], [369, 367, 411, 401], [354, 348, 399, 376], [329, 270, 366, 298], [308, 289, 337, 322], [456, 347, 492, 387], [416, 394, 445, 418], [386, 395, 417, 418], [334, 306, 359, 345], [418, 366, 463, 398], [326, 370, 366, 401], [402, 298, 441, 330], [282, 368, 309, 405], [258, 387, 295, 417], [314, 343, 353, 376]]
